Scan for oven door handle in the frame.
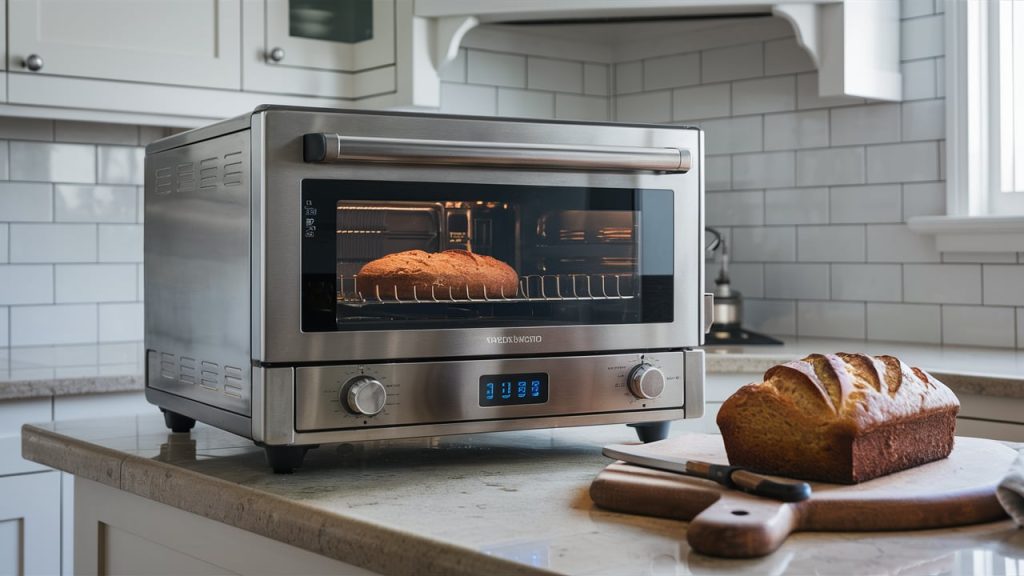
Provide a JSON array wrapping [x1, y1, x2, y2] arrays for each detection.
[[303, 133, 691, 173]]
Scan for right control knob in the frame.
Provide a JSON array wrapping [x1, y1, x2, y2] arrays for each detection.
[[628, 364, 665, 399]]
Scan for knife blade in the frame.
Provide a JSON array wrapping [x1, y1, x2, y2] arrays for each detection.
[[602, 443, 812, 503]]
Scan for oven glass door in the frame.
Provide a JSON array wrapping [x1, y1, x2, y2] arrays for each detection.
[[300, 180, 673, 332]]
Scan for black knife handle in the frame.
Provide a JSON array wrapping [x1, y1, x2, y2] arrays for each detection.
[[705, 464, 812, 502]]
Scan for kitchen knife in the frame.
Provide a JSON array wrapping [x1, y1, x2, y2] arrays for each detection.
[[602, 443, 812, 502]]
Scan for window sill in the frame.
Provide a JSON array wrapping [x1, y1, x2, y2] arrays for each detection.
[[907, 215, 1024, 252]]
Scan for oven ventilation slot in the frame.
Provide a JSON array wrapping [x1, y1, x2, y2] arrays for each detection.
[[337, 273, 635, 305]]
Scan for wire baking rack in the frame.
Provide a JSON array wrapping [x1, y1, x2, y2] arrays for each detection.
[[337, 273, 636, 305]]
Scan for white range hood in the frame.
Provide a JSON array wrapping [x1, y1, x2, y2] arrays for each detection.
[[414, 0, 901, 103]]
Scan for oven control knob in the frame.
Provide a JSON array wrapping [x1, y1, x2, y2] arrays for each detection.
[[628, 364, 665, 399], [343, 377, 387, 416]]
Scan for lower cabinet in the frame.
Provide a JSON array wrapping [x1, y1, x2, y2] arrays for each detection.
[[0, 472, 61, 576]]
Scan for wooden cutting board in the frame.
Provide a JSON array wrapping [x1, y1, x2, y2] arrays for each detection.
[[589, 434, 1015, 558]]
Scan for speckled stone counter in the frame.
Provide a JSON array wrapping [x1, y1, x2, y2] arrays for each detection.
[[21, 416, 1024, 576], [0, 342, 144, 400]]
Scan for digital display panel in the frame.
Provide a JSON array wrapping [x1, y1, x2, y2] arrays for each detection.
[[479, 373, 549, 407]]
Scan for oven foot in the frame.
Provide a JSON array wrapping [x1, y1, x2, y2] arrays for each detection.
[[628, 421, 671, 443], [161, 409, 196, 434], [264, 445, 318, 474]]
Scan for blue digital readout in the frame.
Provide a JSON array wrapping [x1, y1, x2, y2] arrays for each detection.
[[480, 373, 548, 406]]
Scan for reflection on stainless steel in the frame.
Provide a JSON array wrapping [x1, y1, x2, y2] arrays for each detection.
[[337, 273, 635, 304]]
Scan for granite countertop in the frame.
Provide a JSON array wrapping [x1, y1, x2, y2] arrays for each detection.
[[2, 337, 1023, 401], [22, 416, 1024, 576], [0, 342, 145, 400]]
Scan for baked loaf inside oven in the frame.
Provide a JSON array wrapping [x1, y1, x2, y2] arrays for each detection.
[[356, 249, 519, 300], [716, 353, 959, 484]]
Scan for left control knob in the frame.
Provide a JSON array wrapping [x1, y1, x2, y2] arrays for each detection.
[[343, 376, 387, 416]]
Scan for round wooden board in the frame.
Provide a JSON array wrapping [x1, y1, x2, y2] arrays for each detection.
[[589, 434, 1017, 558]]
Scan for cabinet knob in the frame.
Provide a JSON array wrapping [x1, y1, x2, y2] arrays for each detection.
[[268, 47, 286, 63], [25, 54, 44, 72]]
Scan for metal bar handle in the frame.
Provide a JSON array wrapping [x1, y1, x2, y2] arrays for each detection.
[[304, 133, 691, 173]]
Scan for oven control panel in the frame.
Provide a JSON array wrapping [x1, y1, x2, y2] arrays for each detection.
[[294, 352, 684, 432]]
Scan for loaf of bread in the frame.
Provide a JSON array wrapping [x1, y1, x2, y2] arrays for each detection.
[[716, 353, 959, 484], [356, 249, 519, 300]]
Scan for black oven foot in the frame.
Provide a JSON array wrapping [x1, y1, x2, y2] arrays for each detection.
[[264, 445, 318, 474], [628, 421, 671, 443], [161, 409, 196, 434]]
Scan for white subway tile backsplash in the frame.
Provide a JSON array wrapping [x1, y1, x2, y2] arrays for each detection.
[[983, 265, 1024, 306], [764, 38, 815, 76], [829, 184, 902, 223], [942, 305, 1015, 348], [584, 63, 609, 96], [0, 142, 9, 180], [902, 0, 934, 18], [10, 223, 96, 263], [0, 307, 6, 347], [797, 73, 865, 110], [672, 84, 730, 121], [764, 187, 829, 225], [99, 302, 143, 342], [55, 184, 136, 223], [615, 61, 643, 94], [732, 151, 795, 190], [903, 264, 981, 304], [467, 51, 526, 88], [867, 303, 941, 343], [765, 263, 829, 299], [901, 99, 944, 141], [10, 142, 95, 183], [831, 264, 902, 302], [497, 89, 555, 119], [702, 43, 763, 83], [867, 224, 941, 262], [528, 57, 583, 93], [732, 227, 796, 262], [902, 15, 944, 61], [944, 252, 1016, 264], [643, 53, 700, 91], [615, 91, 671, 123], [763, 110, 829, 151], [97, 146, 144, 185], [1019, 308, 1024, 348], [137, 186, 144, 223], [939, 140, 946, 180], [796, 147, 865, 186], [798, 225, 865, 262], [55, 264, 137, 303], [0, 224, 7, 264], [798, 300, 865, 339], [554, 94, 609, 121], [902, 182, 945, 219], [0, 117, 53, 141], [745, 299, 797, 335], [11, 304, 97, 346], [0, 182, 52, 222], [438, 49, 466, 83], [866, 142, 939, 183], [830, 104, 901, 146], [702, 116, 762, 155], [901, 59, 937, 101], [55, 121, 138, 145], [706, 155, 731, 191], [706, 261, 764, 298], [98, 224, 142, 263], [936, 57, 946, 97], [707, 191, 764, 226], [440, 83, 496, 116], [732, 76, 796, 115], [0, 265, 53, 305]]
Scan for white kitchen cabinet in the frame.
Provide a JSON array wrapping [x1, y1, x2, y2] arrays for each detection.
[[242, 0, 397, 99], [8, 0, 240, 90], [0, 472, 61, 576]]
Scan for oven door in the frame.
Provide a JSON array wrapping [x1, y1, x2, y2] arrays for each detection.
[[255, 109, 703, 364]]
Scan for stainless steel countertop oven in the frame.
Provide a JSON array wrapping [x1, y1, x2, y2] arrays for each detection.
[[144, 106, 708, 472]]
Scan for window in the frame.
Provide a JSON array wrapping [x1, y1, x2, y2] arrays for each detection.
[[994, 0, 1024, 213]]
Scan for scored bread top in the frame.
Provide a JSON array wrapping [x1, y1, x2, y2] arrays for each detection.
[[357, 249, 519, 299], [742, 353, 959, 432]]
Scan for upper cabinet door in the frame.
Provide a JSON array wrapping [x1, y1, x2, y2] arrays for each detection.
[[8, 0, 241, 90], [265, 0, 395, 72]]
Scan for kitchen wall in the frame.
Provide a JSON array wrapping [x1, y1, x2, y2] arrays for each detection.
[[0, 121, 172, 348]]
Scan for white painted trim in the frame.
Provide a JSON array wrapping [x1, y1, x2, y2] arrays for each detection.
[[907, 215, 1024, 252], [773, 3, 821, 67], [945, 0, 971, 216]]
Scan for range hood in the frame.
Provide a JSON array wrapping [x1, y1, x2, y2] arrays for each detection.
[[414, 0, 901, 103]]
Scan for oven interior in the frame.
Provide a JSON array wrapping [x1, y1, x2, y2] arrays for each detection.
[[300, 180, 674, 332]]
